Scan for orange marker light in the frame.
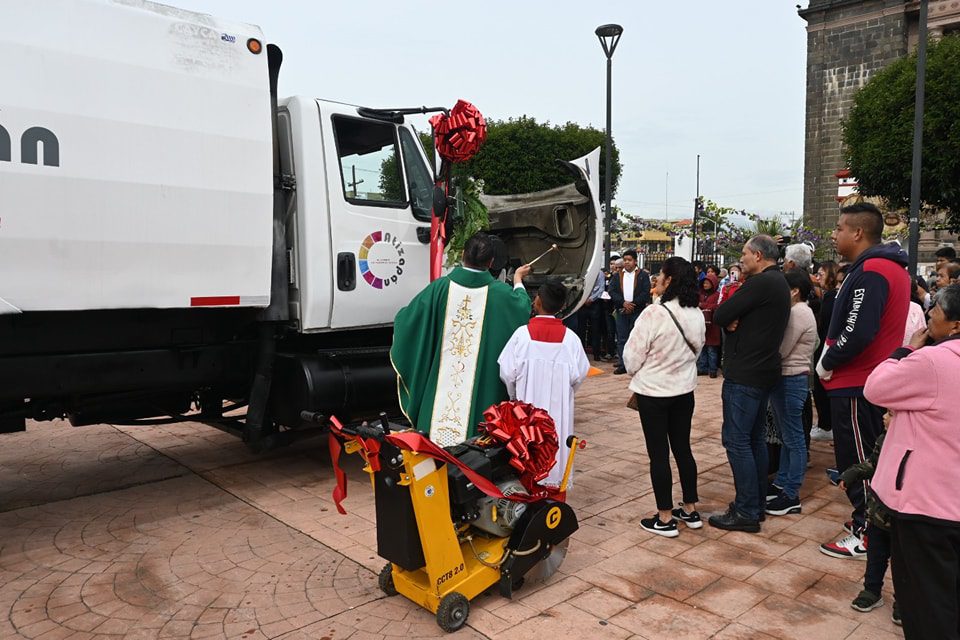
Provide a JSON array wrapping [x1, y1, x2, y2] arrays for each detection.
[[247, 38, 262, 54]]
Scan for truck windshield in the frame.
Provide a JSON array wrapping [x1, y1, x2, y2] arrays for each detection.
[[399, 128, 434, 222]]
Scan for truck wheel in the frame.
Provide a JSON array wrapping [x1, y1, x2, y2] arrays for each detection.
[[378, 562, 397, 596], [436, 592, 469, 633]]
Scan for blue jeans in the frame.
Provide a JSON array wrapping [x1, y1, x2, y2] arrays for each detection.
[[721, 380, 770, 521], [615, 309, 639, 368], [769, 374, 809, 499], [697, 345, 719, 374]]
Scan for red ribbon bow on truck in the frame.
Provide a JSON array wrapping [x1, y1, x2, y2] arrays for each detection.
[[428, 100, 487, 281]]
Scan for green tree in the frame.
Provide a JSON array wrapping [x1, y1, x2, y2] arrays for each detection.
[[753, 217, 786, 238], [843, 34, 960, 230], [455, 117, 622, 202], [378, 154, 405, 202]]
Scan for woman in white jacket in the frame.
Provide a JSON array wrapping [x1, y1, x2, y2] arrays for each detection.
[[624, 257, 707, 537]]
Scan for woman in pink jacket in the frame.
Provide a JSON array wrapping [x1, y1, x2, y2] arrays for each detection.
[[866, 284, 960, 640]]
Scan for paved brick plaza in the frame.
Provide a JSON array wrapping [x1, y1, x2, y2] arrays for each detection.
[[0, 365, 903, 639]]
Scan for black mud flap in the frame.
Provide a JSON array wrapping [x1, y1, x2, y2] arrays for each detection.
[[498, 500, 578, 598]]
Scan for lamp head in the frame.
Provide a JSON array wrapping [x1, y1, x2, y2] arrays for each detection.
[[595, 23, 623, 58], [595, 24, 623, 38]]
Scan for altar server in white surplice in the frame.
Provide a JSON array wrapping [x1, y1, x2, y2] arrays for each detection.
[[498, 281, 590, 489]]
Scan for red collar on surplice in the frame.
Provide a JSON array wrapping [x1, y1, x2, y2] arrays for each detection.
[[527, 316, 565, 343], [327, 416, 560, 516]]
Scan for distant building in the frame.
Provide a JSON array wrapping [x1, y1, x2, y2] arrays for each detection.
[[798, 0, 960, 260]]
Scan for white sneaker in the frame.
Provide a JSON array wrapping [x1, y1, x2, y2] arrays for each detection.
[[820, 532, 867, 559], [810, 426, 833, 442]]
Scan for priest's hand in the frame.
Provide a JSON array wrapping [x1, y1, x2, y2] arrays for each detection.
[[514, 264, 532, 285]]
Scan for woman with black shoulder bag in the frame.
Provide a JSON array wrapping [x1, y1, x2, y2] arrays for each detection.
[[624, 257, 707, 538]]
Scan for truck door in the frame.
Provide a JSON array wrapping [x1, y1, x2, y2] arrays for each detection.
[[322, 108, 433, 329]]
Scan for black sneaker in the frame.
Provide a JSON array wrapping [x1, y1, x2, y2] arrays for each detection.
[[613, 366, 627, 375], [766, 485, 783, 501], [891, 600, 901, 626], [765, 494, 802, 516], [729, 501, 765, 522], [708, 507, 760, 533], [671, 505, 703, 529], [850, 589, 883, 612], [640, 515, 679, 538]]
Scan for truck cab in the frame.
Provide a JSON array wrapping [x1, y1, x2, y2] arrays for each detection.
[[279, 98, 435, 332]]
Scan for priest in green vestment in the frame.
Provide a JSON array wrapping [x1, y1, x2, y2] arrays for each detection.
[[391, 232, 533, 447]]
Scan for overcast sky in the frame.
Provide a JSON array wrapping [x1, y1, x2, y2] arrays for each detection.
[[182, 0, 808, 221]]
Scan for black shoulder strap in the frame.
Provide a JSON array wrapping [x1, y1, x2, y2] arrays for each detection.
[[661, 303, 698, 355]]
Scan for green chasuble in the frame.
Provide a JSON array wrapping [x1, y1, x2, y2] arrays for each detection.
[[391, 267, 532, 446]]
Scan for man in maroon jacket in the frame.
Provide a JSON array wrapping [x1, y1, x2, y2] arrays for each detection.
[[817, 203, 910, 559]]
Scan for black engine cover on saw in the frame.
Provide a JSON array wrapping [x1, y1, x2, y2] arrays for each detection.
[[498, 499, 578, 597]]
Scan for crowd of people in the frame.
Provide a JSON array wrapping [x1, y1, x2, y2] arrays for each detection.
[[393, 216, 960, 640], [611, 203, 960, 639]]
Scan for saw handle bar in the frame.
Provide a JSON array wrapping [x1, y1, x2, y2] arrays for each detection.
[[300, 411, 392, 441]]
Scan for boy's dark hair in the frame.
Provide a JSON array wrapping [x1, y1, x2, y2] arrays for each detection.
[[462, 232, 495, 269], [839, 202, 884, 243], [622, 248, 638, 260], [935, 246, 957, 260], [536, 281, 567, 315], [784, 269, 812, 301]]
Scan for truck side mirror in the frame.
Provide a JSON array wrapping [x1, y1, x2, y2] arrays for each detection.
[[432, 186, 448, 218]]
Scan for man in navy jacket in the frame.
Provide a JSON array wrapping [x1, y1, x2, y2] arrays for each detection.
[[609, 249, 651, 374], [817, 202, 910, 560]]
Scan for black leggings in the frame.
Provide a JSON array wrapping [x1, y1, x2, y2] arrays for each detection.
[[637, 392, 698, 511]]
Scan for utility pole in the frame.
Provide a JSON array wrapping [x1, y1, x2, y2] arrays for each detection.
[[908, 0, 929, 277], [692, 154, 701, 258], [348, 165, 364, 198], [665, 171, 669, 221]]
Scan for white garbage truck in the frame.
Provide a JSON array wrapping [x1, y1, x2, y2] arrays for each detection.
[[0, 0, 602, 448]]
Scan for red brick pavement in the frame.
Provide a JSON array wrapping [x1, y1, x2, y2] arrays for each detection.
[[0, 365, 904, 639]]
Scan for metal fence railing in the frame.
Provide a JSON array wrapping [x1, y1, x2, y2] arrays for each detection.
[[641, 250, 727, 275]]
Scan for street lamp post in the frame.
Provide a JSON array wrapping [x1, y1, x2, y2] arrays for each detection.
[[907, 0, 929, 278], [596, 23, 623, 267]]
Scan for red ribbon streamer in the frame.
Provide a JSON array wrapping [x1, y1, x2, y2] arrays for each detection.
[[327, 416, 558, 515], [429, 100, 487, 164], [429, 182, 447, 282]]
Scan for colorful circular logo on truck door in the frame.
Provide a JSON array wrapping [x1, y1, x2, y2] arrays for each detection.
[[359, 231, 406, 289]]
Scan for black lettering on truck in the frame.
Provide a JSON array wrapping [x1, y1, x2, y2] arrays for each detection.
[[0, 124, 59, 166]]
